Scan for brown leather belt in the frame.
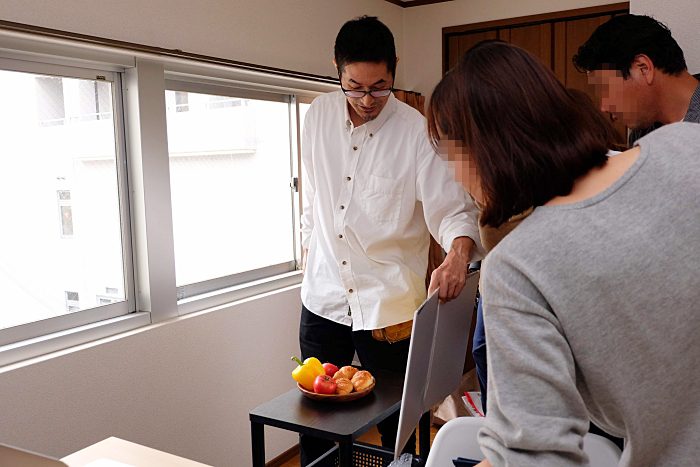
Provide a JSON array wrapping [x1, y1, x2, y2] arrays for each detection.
[[371, 320, 413, 343]]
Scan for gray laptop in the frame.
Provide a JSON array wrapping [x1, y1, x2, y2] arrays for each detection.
[[0, 443, 68, 466], [394, 270, 480, 459]]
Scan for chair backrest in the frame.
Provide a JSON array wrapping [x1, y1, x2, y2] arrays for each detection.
[[425, 417, 484, 467], [425, 416, 622, 467], [583, 432, 623, 467]]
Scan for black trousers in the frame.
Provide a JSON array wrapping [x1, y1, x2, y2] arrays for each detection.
[[299, 305, 416, 466]]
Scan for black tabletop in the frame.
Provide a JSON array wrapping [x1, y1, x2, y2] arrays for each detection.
[[249, 369, 405, 442]]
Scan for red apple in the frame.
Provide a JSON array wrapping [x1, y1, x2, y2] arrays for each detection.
[[313, 374, 337, 394], [322, 362, 339, 377]]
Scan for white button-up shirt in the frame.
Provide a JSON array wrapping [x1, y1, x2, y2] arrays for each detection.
[[300, 90, 482, 330]]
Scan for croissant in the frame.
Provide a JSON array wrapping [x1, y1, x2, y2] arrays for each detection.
[[351, 370, 373, 392], [333, 365, 358, 381], [334, 377, 354, 395]]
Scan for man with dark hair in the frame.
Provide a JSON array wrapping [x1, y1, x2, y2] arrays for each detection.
[[299, 15, 482, 465], [574, 14, 700, 144]]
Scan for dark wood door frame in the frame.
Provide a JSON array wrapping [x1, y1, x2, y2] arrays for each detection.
[[384, 0, 455, 7], [443, 2, 629, 74]]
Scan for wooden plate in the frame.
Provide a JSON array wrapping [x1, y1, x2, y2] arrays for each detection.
[[297, 378, 376, 402]]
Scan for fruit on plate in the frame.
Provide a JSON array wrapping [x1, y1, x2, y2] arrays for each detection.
[[322, 362, 339, 377], [313, 374, 337, 394], [333, 365, 358, 381], [351, 370, 374, 391], [334, 377, 354, 395], [291, 356, 325, 391]]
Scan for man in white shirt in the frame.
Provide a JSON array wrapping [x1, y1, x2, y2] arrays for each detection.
[[299, 16, 482, 465]]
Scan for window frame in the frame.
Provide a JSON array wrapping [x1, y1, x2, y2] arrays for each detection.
[[0, 57, 137, 349], [163, 77, 311, 303]]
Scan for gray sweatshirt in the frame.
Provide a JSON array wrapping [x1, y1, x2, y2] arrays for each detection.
[[479, 123, 700, 466]]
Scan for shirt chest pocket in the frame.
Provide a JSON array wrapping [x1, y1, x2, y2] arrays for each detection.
[[359, 173, 404, 224]]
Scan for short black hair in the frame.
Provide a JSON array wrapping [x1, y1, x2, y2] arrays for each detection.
[[334, 16, 397, 78], [573, 14, 687, 78]]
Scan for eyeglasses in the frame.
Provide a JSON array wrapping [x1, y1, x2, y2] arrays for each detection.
[[340, 84, 393, 99]]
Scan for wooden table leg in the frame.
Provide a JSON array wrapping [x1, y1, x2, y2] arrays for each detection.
[[251, 420, 265, 467]]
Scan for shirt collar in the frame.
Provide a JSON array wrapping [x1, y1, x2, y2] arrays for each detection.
[[342, 91, 397, 135]]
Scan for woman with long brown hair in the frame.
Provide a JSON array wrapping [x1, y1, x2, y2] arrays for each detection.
[[427, 40, 700, 466]]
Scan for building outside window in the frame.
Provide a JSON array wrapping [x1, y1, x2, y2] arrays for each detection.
[[0, 65, 127, 332], [165, 88, 298, 294]]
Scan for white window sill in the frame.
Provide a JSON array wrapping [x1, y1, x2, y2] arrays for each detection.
[[0, 312, 151, 370], [0, 271, 303, 370], [177, 270, 303, 315]]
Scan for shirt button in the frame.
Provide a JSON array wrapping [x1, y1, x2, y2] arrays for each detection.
[[353, 146, 358, 151], [340, 205, 345, 210], [342, 260, 347, 265], [369, 133, 373, 137], [338, 234, 343, 239], [348, 289, 354, 293], [346, 176, 352, 181]]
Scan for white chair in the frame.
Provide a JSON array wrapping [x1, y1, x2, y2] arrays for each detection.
[[425, 417, 484, 467], [425, 416, 622, 467]]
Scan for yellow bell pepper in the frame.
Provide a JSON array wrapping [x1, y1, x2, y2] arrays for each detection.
[[291, 356, 325, 391]]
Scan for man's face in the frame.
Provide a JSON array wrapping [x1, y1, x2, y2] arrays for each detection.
[[339, 61, 393, 123], [588, 68, 655, 129]]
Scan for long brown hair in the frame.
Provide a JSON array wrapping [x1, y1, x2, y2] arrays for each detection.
[[427, 40, 614, 227]]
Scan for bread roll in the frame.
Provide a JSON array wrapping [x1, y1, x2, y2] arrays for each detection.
[[333, 365, 358, 381], [334, 377, 354, 395], [351, 370, 373, 392]]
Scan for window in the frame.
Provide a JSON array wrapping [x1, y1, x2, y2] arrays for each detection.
[[165, 86, 299, 296], [0, 25, 335, 365], [65, 291, 80, 312], [0, 62, 131, 337], [35, 76, 65, 126], [57, 190, 74, 237]]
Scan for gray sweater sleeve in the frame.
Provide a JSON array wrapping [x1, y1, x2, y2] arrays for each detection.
[[478, 249, 590, 466]]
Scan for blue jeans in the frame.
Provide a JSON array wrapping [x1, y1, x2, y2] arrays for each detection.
[[472, 297, 488, 412]]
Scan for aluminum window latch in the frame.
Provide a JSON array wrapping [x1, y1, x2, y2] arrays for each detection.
[[291, 177, 299, 192]]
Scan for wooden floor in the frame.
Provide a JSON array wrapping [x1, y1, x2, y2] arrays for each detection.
[[276, 424, 440, 467]]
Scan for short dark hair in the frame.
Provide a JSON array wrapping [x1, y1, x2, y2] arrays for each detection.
[[427, 40, 612, 228], [334, 16, 397, 78], [573, 14, 687, 78]]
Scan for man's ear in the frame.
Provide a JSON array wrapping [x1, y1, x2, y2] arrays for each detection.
[[632, 54, 655, 84], [333, 59, 340, 75]]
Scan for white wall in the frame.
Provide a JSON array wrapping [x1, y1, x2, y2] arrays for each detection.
[[0, 286, 303, 466], [0, 0, 404, 86], [401, 0, 623, 96], [631, 0, 700, 73]]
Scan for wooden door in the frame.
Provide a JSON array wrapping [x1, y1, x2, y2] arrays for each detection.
[[504, 23, 553, 68], [445, 30, 497, 73], [443, 4, 629, 144]]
